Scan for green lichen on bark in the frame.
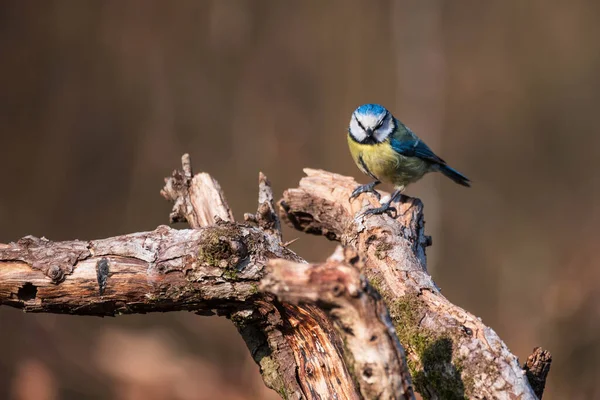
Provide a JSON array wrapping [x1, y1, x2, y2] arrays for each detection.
[[233, 316, 291, 400], [196, 224, 249, 280], [412, 338, 467, 400], [258, 354, 288, 399], [367, 275, 385, 295], [382, 292, 470, 399], [222, 268, 239, 280], [197, 225, 239, 267]]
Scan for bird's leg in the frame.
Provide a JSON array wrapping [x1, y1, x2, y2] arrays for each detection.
[[362, 188, 404, 217], [349, 180, 381, 201]]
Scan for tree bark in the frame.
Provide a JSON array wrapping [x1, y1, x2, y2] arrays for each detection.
[[523, 347, 552, 399], [0, 156, 550, 400], [262, 247, 413, 399], [279, 168, 548, 399], [1, 155, 416, 400]]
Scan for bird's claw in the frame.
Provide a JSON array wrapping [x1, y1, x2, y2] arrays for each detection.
[[349, 182, 381, 201], [362, 204, 397, 218]]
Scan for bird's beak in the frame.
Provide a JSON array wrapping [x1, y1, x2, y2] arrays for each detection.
[[365, 128, 374, 137]]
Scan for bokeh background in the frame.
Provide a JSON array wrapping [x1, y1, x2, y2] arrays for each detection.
[[1, 1, 599, 399]]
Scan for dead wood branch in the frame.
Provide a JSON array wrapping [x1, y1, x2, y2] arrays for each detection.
[[262, 248, 414, 399], [0, 225, 365, 399], [0, 155, 550, 400], [160, 155, 367, 398], [161, 153, 234, 227], [524, 347, 552, 399], [279, 168, 550, 399], [0, 154, 416, 399], [0, 224, 267, 313]]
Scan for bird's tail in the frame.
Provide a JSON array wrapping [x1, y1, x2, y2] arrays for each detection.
[[438, 164, 471, 187]]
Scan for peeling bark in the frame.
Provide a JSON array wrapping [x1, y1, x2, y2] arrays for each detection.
[[262, 248, 414, 399]]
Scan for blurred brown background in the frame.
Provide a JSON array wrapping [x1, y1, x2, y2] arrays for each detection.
[[1, 1, 599, 399]]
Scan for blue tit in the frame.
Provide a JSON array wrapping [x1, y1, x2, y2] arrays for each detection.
[[347, 103, 470, 215]]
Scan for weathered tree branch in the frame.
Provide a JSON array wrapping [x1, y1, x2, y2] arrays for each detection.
[[0, 225, 266, 314], [262, 247, 413, 399], [279, 168, 550, 399], [160, 155, 370, 398], [0, 156, 550, 400], [1, 155, 418, 399]]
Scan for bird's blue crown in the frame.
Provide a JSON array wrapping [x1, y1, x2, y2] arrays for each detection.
[[355, 103, 388, 117]]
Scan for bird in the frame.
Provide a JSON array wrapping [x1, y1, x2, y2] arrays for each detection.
[[347, 103, 470, 216]]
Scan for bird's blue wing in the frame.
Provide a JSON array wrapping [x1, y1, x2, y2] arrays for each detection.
[[390, 137, 446, 165]]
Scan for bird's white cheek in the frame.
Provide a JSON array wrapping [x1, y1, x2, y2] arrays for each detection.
[[374, 119, 393, 142], [349, 118, 366, 141]]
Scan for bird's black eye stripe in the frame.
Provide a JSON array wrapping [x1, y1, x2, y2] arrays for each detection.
[[374, 112, 388, 129], [356, 117, 366, 131]]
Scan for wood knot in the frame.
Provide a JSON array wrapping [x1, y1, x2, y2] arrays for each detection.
[[47, 265, 64, 282], [305, 363, 314, 376], [198, 227, 248, 270]]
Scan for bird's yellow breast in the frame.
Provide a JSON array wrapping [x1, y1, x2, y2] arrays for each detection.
[[347, 135, 429, 188]]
